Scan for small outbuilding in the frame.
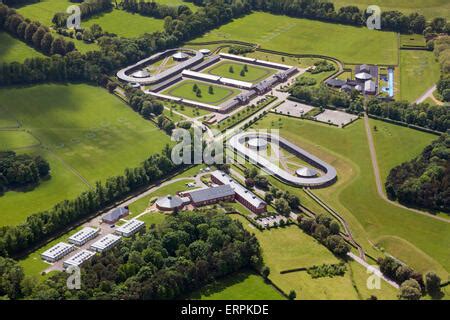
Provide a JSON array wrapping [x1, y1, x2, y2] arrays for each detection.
[[102, 207, 129, 224], [155, 195, 185, 212], [355, 72, 372, 81], [247, 137, 268, 151], [132, 70, 150, 78], [296, 167, 318, 178], [199, 49, 211, 55], [173, 51, 189, 61]]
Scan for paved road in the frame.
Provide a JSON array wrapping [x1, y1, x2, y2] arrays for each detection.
[[363, 113, 450, 224], [347, 252, 399, 289], [415, 85, 443, 105]]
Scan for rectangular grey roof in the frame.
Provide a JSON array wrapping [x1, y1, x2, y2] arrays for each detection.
[[188, 184, 235, 203], [211, 171, 266, 209]]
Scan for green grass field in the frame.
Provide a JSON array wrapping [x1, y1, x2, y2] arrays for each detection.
[[331, 0, 450, 19], [231, 215, 399, 300], [0, 131, 40, 150], [205, 61, 277, 83], [127, 179, 195, 217], [15, 0, 72, 26], [370, 119, 437, 183], [190, 271, 285, 300], [0, 83, 170, 226], [156, 0, 199, 12], [193, 12, 398, 65], [251, 115, 450, 279], [163, 80, 241, 105], [84, 9, 164, 38], [399, 50, 441, 102], [0, 32, 44, 63]]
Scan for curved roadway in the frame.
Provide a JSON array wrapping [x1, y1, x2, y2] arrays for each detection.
[[117, 48, 203, 85], [229, 131, 337, 188]]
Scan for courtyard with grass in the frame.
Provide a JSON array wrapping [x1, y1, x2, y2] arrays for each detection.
[[204, 60, 277, 83], [193, 12, 398, 65], [162, 80, 241, 105], [399, 50, 441, 102], [250, 114, 450, 279], [0, 83, 171, 226]]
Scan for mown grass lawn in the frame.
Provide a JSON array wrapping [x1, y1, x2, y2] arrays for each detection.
[[0, 32, 44, 63], [205, 61, 277, 83], [331, 0, 450, 19], [231, 215, 398, 300], [399, 50, 440, 102], [251, 115, 450, 279], [190, 271, 285, 300], [163, 80, 241, 105], [193, 12, 398, 65], [15, 0, 73, 26], [370, 118, 437, 183], [127, 179, 195, 217], [0, 83, 171, 226], [83, 9, 164, 38]]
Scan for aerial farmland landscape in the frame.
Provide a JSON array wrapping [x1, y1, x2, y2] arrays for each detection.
[[0, 0, 449, 309]]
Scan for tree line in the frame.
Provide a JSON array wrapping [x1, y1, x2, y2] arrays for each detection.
[[0, 5, 76, 56], [378, 256, 444, 300], [298, 214, 350, 256], [0, 0, 252, 87], [1, 210, 262, 300], [433, 36, 450, 102], [385, 134, 449, 213], [52, 0, 113, 28], [248, 0, 449, 35], [290, 84, 364, 114], [121, 0, 193, 19], [367, 99, 449, 132], [0, 151, 178, 257], [0, 151, 50, 194]]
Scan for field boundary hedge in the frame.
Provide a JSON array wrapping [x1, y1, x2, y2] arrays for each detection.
[[367, 114, 443, 136]]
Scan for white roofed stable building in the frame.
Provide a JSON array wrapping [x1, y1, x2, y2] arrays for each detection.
[[63, 250, 96, 269], [68, 227, 99, 246], [41, 242, 75, 263], [115, 219, 145, 237], [90, 234, 121, 253]]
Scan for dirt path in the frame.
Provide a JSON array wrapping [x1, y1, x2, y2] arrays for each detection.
[[415, 85, 444, 106], [363, 113, 449, 224]]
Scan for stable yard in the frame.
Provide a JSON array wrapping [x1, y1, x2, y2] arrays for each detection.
[[331, 0, 450, 19], [251, 114, 450, 279], [399, 50, 441, 102], [204, 60, 277, 83], [0, 83, 171, 226], [83, 9, 165, 38], [0, 32, 44, 63], [194, 12, 398, 65], [162, 80, 241, 105]]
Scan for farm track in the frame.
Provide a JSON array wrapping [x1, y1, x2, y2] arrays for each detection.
[[303, 188, 366, 260]]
